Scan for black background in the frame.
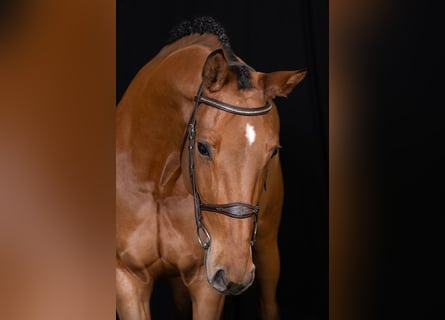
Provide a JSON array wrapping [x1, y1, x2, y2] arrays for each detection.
[[117, 1, 328, 319]]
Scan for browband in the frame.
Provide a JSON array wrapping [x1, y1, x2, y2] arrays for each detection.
[[195, 95, 272, 116]]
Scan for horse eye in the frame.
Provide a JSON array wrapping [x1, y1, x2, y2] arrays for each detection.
[[271, 145, 281, 159], [197, 142, 211, 157]]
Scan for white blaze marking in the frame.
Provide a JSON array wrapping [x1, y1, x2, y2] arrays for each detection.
[[245, 123, 256, 145]]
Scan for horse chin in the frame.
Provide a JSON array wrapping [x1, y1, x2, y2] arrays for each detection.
[[204, 247, 256, 295]]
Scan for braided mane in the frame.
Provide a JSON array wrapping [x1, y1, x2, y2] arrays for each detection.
[[167, 16, 230, 47], [166, 16, 252, 89]]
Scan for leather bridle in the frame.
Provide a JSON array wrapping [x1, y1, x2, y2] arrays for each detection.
[[183, 83, 272, 249]]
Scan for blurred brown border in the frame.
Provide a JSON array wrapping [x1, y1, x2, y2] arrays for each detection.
[[330, 1, 387, 319], [1, 1, 115, 319]]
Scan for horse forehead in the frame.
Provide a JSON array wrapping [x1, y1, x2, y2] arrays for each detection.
[[199, 113, 277, 147]]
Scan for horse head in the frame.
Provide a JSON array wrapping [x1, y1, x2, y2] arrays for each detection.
[[181, 48, 306, 295]]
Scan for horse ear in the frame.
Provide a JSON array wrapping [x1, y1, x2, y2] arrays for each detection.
[[264, 69, 307, 99], [202, 49, 229, 92]]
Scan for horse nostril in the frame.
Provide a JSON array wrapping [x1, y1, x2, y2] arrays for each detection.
[[212, 269, 226, 289]]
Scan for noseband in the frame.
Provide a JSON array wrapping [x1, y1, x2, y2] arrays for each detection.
[[185, 83, 272, 249]]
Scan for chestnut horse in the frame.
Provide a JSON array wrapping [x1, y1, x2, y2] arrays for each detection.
[[116, 17, 306, 320]]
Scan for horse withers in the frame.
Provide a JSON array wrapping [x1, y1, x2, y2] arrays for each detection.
[[116, 16, 306, 320]]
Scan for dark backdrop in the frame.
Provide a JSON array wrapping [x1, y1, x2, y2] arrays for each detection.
[[117, 1, 328, 319]]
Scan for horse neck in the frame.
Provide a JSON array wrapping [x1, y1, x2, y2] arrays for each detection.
[[116, 44, 210, 185]]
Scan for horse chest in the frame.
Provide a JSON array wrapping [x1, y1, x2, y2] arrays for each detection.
[[117, 192, 201, 279]]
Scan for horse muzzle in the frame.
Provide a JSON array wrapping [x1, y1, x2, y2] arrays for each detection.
[[208, 265, 255, 295]]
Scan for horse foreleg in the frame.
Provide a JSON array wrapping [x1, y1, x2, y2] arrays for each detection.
[[188, 280, 225, 320], [254, 238, 281, 320], [169, 276, 192, 320], [116, 261, 153, 320]]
